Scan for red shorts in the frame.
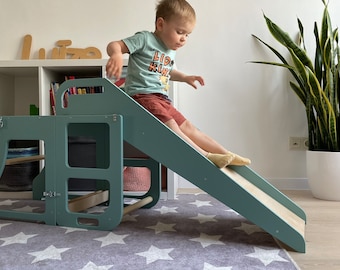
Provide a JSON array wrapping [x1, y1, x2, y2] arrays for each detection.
[[132, 94, 186, 125]]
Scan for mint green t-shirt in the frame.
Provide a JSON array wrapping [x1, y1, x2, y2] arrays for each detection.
[[122, 31, 176, 97]]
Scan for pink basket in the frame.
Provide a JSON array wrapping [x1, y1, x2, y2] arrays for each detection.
[[123, 167, 151, 191]]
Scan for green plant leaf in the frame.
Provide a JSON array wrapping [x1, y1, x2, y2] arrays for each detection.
[[290, 81, 307, 105], [297, 18, 306, 50], [314, 22, 323, 82], [263, 13, 314, 71], [251, 34, 305, 90], [307, 67, 338, 150], [251, 1, 340, 151]]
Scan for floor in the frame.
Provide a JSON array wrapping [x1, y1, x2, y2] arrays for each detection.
[[283, 190, 340, 270]]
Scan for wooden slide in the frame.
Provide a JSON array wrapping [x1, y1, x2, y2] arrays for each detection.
[[55, 78, 306, 252], [0, 78, 306, 252]]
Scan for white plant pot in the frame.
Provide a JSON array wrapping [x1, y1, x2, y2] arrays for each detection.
[[306, 150, 340, 201]]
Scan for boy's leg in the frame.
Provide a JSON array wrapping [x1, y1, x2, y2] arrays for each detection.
[[165, 119, 209, 155], [179, 120, 251, 166], [132, 94, 250, 168], [179, 120, 228, 154], [165, 119, 249, 168]]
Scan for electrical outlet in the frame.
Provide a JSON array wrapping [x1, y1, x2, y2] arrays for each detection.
[[289, 137, 308, 150]]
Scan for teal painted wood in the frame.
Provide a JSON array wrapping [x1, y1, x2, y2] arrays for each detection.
[[0, 112, 161, 230], [32, 167, 46, 200], [55, 78, 306, 252], [54, 114, 125, 230], [0, 116, 57, 225]]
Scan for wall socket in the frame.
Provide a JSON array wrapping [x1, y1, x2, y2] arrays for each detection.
[[289, 137, 309, 150]]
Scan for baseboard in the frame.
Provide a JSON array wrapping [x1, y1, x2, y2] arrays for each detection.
[[268, 178, 309, 190], [178, 177, 309, 191]]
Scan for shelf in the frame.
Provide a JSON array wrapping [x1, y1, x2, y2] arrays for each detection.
[[0, 59, 109, 68], [0, 59, 128, 116]]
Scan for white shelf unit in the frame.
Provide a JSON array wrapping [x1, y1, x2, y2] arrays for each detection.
[[0, 59, 109, 116], [0, 59, 178, 199]]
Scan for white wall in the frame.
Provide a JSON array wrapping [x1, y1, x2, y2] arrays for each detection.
[[1, 0, 339, 189]]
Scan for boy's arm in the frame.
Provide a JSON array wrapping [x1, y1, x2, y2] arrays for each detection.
[[106, 40, 129, 80], [170, 69, 205, 89]]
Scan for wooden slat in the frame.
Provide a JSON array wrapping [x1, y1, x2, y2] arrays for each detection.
[[68, 190, 109, 212], [5, 155, 45, 165], [123, 196, 153, 215]]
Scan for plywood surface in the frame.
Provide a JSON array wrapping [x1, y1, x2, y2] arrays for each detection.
[[221, 167, 305, 237]]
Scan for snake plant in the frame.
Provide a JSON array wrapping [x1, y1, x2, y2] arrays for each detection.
[[252, 0, 340, 151]]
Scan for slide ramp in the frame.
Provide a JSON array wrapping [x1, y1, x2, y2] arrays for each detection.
[[55, 78, 306, 252]]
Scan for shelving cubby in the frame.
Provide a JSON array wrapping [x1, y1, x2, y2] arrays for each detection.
[[0, 59, 118, 116]]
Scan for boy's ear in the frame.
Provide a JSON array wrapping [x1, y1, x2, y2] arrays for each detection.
[[155, 17, 165, 30]]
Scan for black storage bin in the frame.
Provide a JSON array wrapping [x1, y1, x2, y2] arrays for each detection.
[[68, 136, 97, 191], [0, 140, 39, 191]]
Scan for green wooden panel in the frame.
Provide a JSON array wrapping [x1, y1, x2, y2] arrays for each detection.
[[0, 116, 57, 225], [55, 78, 306, 252], [53, 114, 124, 230]]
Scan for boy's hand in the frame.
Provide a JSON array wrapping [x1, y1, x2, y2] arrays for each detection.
[[185, 75, 205, 89], [106, 53, 123, 80], [169, 70, 205, 89], [106, 40, 129, 80]]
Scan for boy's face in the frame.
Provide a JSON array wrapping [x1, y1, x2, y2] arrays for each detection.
[[156, 16, 195, 50]]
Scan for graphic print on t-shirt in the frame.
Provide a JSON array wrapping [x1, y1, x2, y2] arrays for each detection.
[[149, 51, 174, 92]]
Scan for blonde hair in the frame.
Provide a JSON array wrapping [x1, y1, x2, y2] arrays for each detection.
[[156, 0, 196, 23]]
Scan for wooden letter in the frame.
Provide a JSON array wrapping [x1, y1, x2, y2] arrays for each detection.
[[38, 48, 46, 59], [21, 34, 32, 60]]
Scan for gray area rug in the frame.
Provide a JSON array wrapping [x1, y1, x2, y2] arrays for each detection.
[[0, 193, 299, 270]]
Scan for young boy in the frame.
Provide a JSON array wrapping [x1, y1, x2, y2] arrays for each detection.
[[106, 0, 251, 168]]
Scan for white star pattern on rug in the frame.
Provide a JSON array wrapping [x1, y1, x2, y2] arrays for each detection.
[[234, 222, 263, 235], [94, 232, 129, 247], [246, 246, 289, 266], [190, 200, 212, 207], [79, 261, 114, 270], [0, 222, 11, 230], [126, 199, 139, 204], [61, 226, 88, 234], [122, 213, 138, 222], [190, 233, 225, 248], [86, 206, 107, 214], [190, 213, 217, 224], [0, 193, 298, 269], [0, 199, 18, 206], [136, 245, 174, 264], [203, 262, 232, 270], [28, 245, 71, 263], [0, 232, 37, 246], [153, 206, 178, 214], [13, 205, 39, 212], [146, 221, 177, 234]]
